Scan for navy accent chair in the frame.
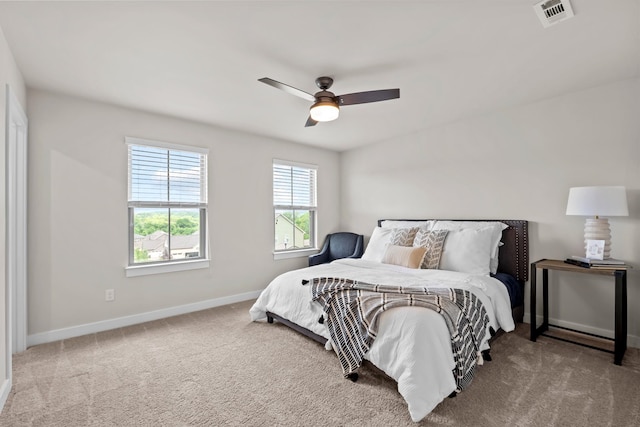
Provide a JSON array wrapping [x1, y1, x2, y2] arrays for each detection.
[[308, 232, 364, 266]]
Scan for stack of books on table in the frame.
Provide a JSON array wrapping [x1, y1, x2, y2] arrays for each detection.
[[564, 256, 632, 269]]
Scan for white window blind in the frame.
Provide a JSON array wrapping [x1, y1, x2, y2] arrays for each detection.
[[273, 163, 316, 209], [128, 143, 207, 207]]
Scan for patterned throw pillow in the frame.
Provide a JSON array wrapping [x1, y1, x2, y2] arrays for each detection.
[[413, 229, 449, 269], [390, 227, 420, 246]]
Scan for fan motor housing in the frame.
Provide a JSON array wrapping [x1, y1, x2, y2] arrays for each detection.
[[314, 90, 337, 102], [311, 92, 339, 110]]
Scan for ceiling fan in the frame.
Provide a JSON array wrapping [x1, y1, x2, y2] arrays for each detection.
[[258, 76, 400, 127]]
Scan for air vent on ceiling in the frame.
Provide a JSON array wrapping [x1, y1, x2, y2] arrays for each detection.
[[533, 0, 575, 28]]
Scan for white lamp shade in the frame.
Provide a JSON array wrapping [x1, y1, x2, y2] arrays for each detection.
[[566, 186, 628, 259], [566, 186, 629, 217]]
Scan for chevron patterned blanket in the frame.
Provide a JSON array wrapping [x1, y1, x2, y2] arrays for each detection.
[[307, 277, 489, 392]]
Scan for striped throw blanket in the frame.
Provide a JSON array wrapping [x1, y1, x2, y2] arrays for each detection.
[[307, 277, 489, 392]]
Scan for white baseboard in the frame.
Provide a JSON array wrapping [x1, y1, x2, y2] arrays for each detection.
[[27, 290, 262, 348], [525, 312, 640, 349], [0, 378, 11, 414]]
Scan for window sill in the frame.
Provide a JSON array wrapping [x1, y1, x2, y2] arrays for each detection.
[[273, 248, 318, 261], [125, 259, 210, 277]]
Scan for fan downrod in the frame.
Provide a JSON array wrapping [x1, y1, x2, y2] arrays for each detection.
[[315, 76, 334, 90]]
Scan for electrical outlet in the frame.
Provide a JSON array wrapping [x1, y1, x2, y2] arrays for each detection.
[[105, 289, 115, 302]]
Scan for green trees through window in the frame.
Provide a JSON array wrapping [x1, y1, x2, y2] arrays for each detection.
[[134, 211, 199, 236], [132, 208, 202, 263]]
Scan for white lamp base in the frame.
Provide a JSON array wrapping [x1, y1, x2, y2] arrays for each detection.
[[584, 217, 612, 259]]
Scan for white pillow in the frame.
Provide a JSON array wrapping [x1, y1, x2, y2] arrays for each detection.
[[431, 221, 507, 274], [490, 242, 505, 274], [361, 227, 393, 262], [438, 227, 495, 275], [380, 220, 434, 229]]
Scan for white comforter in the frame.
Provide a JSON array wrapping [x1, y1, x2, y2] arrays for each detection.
[[249, 259, 515, 422]]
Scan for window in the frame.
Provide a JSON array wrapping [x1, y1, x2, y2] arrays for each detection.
[[273, 160, 317, 254], [127, 137, 208, 268]]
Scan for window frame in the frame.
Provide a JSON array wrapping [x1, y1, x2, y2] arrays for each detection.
[[125, 137, 209, 276], [273, 159, 318, 259]]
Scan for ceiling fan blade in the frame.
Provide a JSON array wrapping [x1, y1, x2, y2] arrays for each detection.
[[338, 89, 400, 106], [258, 77, 316, 102], [305, 116, 318, 127]]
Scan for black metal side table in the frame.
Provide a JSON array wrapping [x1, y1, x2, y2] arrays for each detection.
[[530, 258, 628, 365]]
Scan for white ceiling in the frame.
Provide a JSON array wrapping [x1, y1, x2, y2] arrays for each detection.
[[0, 1, 638, 152]]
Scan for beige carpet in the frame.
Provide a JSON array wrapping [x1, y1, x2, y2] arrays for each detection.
[[2, 300, 639, 426]]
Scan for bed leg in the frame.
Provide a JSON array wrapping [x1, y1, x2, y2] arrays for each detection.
[[482, 350, 492, 361], [267, 315, 274, 324], [346, 373, 359, 382]]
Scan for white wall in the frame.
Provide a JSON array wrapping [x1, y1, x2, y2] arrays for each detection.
[[0, 24, 26, 409], [341, 78, 640, 346], [26, 89, 340, 338]]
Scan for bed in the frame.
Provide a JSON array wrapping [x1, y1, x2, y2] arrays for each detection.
[[250, 219, 528, 422]]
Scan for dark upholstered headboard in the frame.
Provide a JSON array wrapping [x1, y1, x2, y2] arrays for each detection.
[[377, 219, 529, 283]]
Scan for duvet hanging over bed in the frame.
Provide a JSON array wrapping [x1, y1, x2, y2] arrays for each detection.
[[307, 277, 490, 392]]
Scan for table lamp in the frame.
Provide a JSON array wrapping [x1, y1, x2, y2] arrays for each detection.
[[566, 186, 628, 259]]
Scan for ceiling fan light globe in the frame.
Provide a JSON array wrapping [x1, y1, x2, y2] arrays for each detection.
[[310, 102, 339, 122]]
